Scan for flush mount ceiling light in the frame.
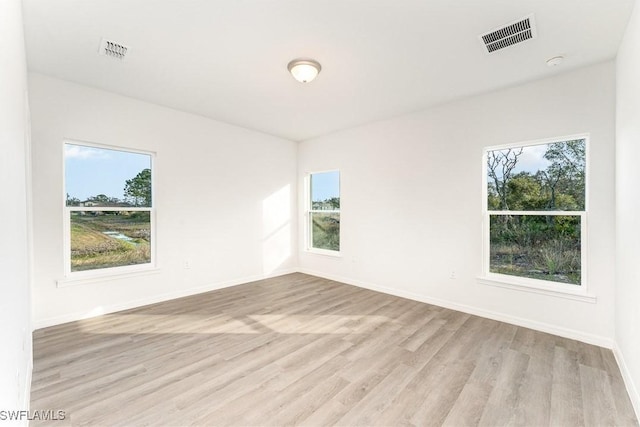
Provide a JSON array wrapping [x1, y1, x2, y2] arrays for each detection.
[[287, 58, 321, 83]]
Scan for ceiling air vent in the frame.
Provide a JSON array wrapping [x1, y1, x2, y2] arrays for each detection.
[[479, 15, 536, 53], [98, 38, 130, 60]]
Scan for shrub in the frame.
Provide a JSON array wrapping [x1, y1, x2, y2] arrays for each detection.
[[535, 238, 580, 276]]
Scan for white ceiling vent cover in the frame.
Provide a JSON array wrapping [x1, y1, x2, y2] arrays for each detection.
[[98, 38, 129, 60], [480, 15, 536, 53]]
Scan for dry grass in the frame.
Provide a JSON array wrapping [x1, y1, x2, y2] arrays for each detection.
[[70, 214, 150, 271]]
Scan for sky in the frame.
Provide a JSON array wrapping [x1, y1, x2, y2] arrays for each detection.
[[512, 144, 551, 174], [311, 170, 340, 202], [488, 143, 551, 180], [65, 143, 151, 201]]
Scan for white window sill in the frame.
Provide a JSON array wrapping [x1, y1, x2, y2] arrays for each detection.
[[477, 275, 597, 304], [304, 248, 342, 258], [57, 267, 161, 288]]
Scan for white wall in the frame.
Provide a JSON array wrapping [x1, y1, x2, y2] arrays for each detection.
[[615, 0, 640, 415], [29, 73, 298, 327], [0, 0, 33, 421], [299, 62, 616, 347]]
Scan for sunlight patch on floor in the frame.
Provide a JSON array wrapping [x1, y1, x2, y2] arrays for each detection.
[[80, 313, 393, 334]]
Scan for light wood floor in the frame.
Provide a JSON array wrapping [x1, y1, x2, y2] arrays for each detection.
[[31, 273, 637, 426]]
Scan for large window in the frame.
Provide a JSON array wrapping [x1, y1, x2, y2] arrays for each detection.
[[483, 136, 587, 290], [64, 141, 154, 275], [308, 171, 340, 253]]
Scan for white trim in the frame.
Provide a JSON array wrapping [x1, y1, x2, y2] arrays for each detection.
[[21, 358, 32, 414], [485, 132, 590, 152], [477, 276, 596, 303], [613, 343, 640, 421], [304, 168, 341, 176], [64, 138, 154, 156], [35, 268, 297, 329], [309, 209, 340, 213], [57, 267, 161, 288], [67, 206, 151, 212], [305, 247, 342, 258], [487, 210, 585, 216], [297, 268, 613, 348]]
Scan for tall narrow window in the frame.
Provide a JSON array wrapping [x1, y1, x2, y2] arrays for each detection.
[[308, 171, 340, 253], [484, 136, 586, 289], [64, 141, 154, 274]]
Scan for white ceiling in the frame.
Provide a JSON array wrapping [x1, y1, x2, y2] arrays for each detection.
[[22, 0, 634, 141]]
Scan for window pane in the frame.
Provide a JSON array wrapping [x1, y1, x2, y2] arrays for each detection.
[[311, 171, 340, 210], [70, 211, 151, 272], [65, 143, 152, 207], [487, 139, 585, 211], [490, 215, 581, 285], [311, 212, 340, 251]]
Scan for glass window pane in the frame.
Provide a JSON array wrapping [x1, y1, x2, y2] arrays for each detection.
[[311, 212, 340, 251], [65, 143, 152, 207], [489, 214, 581, 285], [487, 139, 585, 211], [310, 171, 340, 210], [70, 211, 151, 272]]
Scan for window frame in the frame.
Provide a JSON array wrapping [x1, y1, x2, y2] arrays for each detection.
[[62, 139, 157, 279], [480, 133, 590, 298], [305, 169, 341, 256]]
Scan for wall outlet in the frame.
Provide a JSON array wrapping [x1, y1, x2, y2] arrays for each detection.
[[449, 270, 456, 279]]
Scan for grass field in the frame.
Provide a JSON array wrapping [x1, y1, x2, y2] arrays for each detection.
[[311, 212, 340, 251], [490, 239, 581, 285], [70, 212, 150, 271], [489, 215, 581, 285]]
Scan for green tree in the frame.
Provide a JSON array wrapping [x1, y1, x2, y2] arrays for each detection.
[[487, 148, 523, 210], [66, 193, 81, 206], [90, 194, 111, 204], [326, 197, 340, 209], [505, 172, 545, 211], [124, 168, 152, 207], [542, 140, 585, 210]]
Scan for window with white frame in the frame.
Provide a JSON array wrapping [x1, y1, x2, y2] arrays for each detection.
[[64, 141, 154, 274], [483, 136, 587, 289], [307, 170, 340, 253]]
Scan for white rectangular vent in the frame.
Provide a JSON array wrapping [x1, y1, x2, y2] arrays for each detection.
[[99, 38, 129, 60], [480, 15, 536, 53]]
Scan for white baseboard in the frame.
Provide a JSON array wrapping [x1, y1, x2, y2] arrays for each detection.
[[33, 268, 297, 329], [613, 343, 640, 420], [21, 358, 32, 411], [297, 268, 613, 349], [33, 265, 614, 349]]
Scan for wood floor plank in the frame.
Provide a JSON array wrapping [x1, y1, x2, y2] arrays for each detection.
[[581, 364, 618, 426], [477, 349, 531, 426], [335, 363, 419, 426], [30, 273, 638, 427], [550, 345, 585, 426], [441, 321, 518, 426]]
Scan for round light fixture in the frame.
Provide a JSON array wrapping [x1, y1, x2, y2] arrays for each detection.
[[287, 58, 321, 83], [546, 55, 564, 67]]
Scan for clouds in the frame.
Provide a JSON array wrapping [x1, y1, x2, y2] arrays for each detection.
[[514, 144, 550, 174], [64, 142, 151, 201], [64, 144, 111, 160]]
